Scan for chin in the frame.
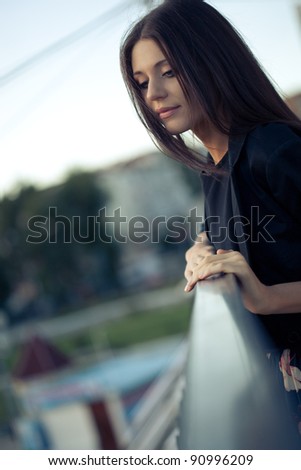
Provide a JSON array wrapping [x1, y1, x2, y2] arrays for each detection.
[[165, 124, 191, 135]]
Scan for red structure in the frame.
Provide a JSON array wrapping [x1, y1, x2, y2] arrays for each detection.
[[12, 335, 70, 380]]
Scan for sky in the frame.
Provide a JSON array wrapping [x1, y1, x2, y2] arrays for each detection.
[[0, 0, 301, 196]]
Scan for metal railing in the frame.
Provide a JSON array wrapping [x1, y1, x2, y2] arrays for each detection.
[[177, 274, 301, 450], [126, 339, 187, 450]]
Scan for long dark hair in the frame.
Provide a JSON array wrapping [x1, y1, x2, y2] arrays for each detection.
[[120, 0, 301, 171]]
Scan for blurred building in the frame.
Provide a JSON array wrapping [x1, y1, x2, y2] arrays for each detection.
[[102, 152, 199, 220], [98, 151, 204, 290]]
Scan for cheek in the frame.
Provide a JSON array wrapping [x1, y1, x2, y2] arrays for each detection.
[[181, 105, 194, 125], [172, 78, 188, 98], [174, 84, 187, 101]]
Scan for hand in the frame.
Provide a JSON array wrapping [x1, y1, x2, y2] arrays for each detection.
[[184, 248, 270, 315], [184, 231, 215, 284]]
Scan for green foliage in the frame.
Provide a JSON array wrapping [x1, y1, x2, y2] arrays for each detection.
[[0, 171, 121, 324], [53, 299, 192, 356], [4, 298, 192, 378], [103, 301, 191, 348]]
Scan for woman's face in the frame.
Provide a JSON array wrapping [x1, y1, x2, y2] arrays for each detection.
[[131, 39, 199, 135]]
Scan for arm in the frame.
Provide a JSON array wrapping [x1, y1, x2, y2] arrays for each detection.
[[185, 249, 301, 315]]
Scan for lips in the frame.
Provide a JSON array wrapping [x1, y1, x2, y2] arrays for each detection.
[[156, 106, 180, 120]]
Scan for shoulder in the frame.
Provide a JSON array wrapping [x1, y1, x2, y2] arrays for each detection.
[[246, 123, 301, 157], [241, 123, 301, 178], [246, 124, 301, 202]]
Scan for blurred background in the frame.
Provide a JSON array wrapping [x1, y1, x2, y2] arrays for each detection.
[[0, 0, 301, 450]]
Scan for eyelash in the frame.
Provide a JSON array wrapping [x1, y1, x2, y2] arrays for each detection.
[[137, 69, 175, 90]]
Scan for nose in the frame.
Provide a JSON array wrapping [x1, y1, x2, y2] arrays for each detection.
[[146, 78, 167, 103]]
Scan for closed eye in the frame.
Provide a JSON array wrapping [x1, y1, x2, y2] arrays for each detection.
[[136, 69, 175, 91], [137, 80, 148, 90], [162, 69, 175, 78]]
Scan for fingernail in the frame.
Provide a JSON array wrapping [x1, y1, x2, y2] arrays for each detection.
[[184, 283, 190, 292]]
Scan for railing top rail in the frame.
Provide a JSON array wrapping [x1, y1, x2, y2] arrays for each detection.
[[178, 274, 300, 450]]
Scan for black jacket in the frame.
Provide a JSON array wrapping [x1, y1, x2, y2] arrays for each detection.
[[201, 122, 301, 350]]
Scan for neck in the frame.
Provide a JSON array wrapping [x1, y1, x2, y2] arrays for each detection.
[[206, 141, 228, 164], [193, 124, 229, 164]]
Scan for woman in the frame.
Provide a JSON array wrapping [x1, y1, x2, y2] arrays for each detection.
[[120, 0, 301, 440]]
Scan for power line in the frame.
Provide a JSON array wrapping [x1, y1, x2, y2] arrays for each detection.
[[0, 0, 133, 88], [1, 0, 295, 89]]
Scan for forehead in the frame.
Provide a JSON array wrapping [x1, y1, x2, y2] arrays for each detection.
[[131, 39, 167, 75]]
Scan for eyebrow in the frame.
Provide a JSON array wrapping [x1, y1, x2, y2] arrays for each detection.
[[133, 59, 169, 76]]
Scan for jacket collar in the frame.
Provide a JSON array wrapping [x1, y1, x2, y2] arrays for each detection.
[[228, 132, 248, 170], [201, 131, 248, 175]]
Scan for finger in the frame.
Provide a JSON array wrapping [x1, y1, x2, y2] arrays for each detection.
[[184, 259, 202, 280], [215, 250, 245, 264], [184, 268, 193, 281], [216, 249, 233, 254], [184, 257, 213, 291], [185, 252, 243, 291], [191, 256, 237, 283], [184, 279, 197, 292], [185, 264, 214, 291], [198, 262, 224, 280], [184, 266, 201, 291]]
